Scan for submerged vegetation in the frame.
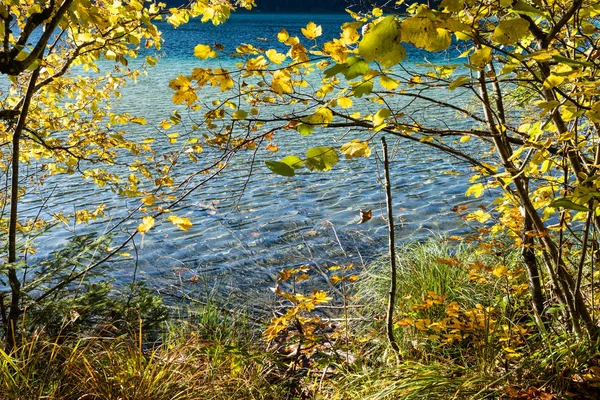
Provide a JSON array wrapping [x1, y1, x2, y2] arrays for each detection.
[[3, 0, 600, 398]]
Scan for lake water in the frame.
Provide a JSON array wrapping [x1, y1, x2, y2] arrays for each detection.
[[15, 13, 482, 309]]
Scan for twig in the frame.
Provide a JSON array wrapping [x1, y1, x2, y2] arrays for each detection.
[[381, 136, 399, 353]]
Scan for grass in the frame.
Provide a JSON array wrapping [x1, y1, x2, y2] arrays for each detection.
[[2, 238, 600, 399], [318, 238, 594, 399], [0, 308, 284, 400]]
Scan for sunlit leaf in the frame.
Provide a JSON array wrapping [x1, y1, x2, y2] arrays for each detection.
[[373, 108, 391, 131], [305, 147, 339, 171], [492, 18, 530, 45], [194, 44, 217, 59], [281, 155, 304, 169], [168, 215, 193, 231], [138, 216, 155, 233], [232, 109, 248, 119], [466, 183, 485, 198], [277, 29, 289, 42], [359, 16, 406, 68], [266, 49, 286, 64], [470, 47, 492, 68], [401, 16, 451, 52], [337, 97, 353, 108], [301, 22, 322, 40], [297, 123, 315, 135], [340, 140, 371, 158]]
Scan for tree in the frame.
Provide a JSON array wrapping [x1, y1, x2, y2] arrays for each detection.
[[0, 0, 254, 351], [171, 0, 600, 341]]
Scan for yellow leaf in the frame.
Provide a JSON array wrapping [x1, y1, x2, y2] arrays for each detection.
[[492, 265, 509, 277], [138, 216, 155, 233], [277, 29, 289, 42], [466, 183, 485, 198], [492, 18, 530, 45], [380, 75, 399, 90], [448, 76, 468, 90], [373, 108, 391, 130], [301, 22, 322, 40], [467, 209, 491, 223], [194, 44, 217, 59], [311, 290, 332, 304], [271, 69, 293, 94], [543, 74, 564, 89], [460, 135, 470, 143], [359, 16, 406, 68], [372, 7, 383, 17], [441, 0, 464, 12], [470, 47, 492, 68], [305, 107, 334, 125], [397, 317, 414, 327], [167, 133, 179, 144], [142, 195, 155, 206], [401, 17, 451, 52], [337, 97, 353, 108], [266, 49, 286, 64], [324, 38, 348, 63], [341, 22, 361, 45], [168, 215, 193, 231], [415, 319, 431, 331], [266, 143, 279, 152], [587, 102, 600, 123], [340, 140, 371, 159], [277, 269, 292, 282], [232, 110, 248, 119]]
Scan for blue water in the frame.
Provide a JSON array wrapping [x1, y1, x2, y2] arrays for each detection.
[[14, 13, 481, 308]]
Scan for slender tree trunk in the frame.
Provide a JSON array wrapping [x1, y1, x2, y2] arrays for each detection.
[[475, 62, 600, 337], [381, 136, 399, 353], [521, 204, 545, 323], [6, 66, 40, 351]]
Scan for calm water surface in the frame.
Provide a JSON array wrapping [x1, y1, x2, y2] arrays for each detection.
[[18, 14, 482, 307]]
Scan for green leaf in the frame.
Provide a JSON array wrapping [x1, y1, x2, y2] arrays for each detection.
[[492, 18, 530, 45], [359, 16, 406, 68], [232, 109, 248, 119], [552, 55, 593, 68], [265, 160, 295, 177], [324, 63, 345, 78], [549, 198, 589, 212], [324, 57, 369, 80], [352, 80, 373, 98], [305, 147, 339, 171], [297, 123, 315, 135], [343, 57, 369, 80], [281, 155, 304, 169]]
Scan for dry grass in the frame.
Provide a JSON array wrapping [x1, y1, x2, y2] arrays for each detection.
[[0, 323, 282, 400]]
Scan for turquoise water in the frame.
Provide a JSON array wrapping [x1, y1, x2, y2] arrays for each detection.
[[17, 14, 480, 307]]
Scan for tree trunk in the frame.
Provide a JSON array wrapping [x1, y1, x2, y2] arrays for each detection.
[[6, 66, 40, 351]]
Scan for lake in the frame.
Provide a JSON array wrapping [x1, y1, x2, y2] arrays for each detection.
[[14, 13, 481, 309]]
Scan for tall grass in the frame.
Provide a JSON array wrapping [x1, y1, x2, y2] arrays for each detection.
[[0, 306, 281, 400], [320, 238, 534, 398]]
